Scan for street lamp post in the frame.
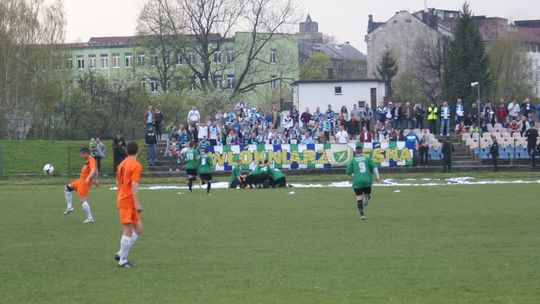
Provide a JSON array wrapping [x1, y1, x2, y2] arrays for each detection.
[[471, 82, 481, 167]]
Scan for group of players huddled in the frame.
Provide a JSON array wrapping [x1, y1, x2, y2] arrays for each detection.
[[179, 140, 290, 193]]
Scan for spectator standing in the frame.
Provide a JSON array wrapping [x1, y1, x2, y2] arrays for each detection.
[[300, 108, 312, 128], [281, 113, 293, 131], [442, 137, 454, 173], [427, 103, 438, 134], [188, 124, 199, 143], [490, 139, 499, 172], [524, 127, 539, 161], [351, 104, 361, 124], [235, 99, 246, 111], [522, 98, 534, 116], [363, 104, 373, 131], [93, 138, 106, 172], [348, 115, 360, 137], [455, 98, 464, 126], [335, 125, 349, 144], [145, 106, 154, 130], [419, 129, 430, 166], [414, 102, 425, 129], [290, 105, 299, 124], [155, 107, 163, 140], [404, 102, 413, 129], [312, 106, 322, 122], [483, 101, 495, 125], [112, 133, 127, 174], [440, 101, 451, 136], [340, 106, 349, 122], [326, 104, 335, 134], [187, 106, 200, 126], [145, 126, 158, 166], [376, 102, 387, 124], [405, 129, 419, 166], [495, 99, 508, 124], [507, 99, 520, 121]]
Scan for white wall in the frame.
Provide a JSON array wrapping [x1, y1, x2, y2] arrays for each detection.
[[293, 81, 386, 112]]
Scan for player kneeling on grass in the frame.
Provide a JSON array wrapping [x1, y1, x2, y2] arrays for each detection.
[[263, 160, 288, 188], [64, 147, 98, 224], [346, 143, 380, 221], [115, 141, 143, 268], [243, 162, 268, 189], [181, 141, 198, 192], [229, 160, 245, 189], [198, 148, 214, 195]]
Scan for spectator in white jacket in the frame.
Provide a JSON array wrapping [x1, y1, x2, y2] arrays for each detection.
[[507, 99, 520, 121], [187, 106, 200, 126]]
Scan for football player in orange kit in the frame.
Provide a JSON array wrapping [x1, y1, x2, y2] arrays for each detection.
[[114, 141, 143, 268], [64, 147, 98, 223]]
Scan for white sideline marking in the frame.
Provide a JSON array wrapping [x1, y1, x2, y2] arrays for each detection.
[[109, 177, 540, 191]]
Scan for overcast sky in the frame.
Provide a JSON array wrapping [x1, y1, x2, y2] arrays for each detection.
[[64, 0, 540, 52]]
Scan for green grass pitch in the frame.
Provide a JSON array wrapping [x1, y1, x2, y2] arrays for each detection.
[[1, 183, 539, 303]]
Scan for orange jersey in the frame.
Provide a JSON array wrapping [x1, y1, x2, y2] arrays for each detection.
[[80, 156, 97, 181], [116, 157, 143, 209]]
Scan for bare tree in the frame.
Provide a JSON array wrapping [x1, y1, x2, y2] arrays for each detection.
[[487, 30, 534, 101], [411, 30, 448, 103], [144, 0, 298, 98], [136, 0, 182, 92]]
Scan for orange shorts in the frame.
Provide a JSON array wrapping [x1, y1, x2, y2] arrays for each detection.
[[69, 180, 92, 197], [118, 208, 141, 225]]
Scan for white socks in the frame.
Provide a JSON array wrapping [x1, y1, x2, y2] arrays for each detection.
[[117, 232, 138, 257], [119, 235, 132, 265], [81, 202, 93, 220], [65, 191, 72, 209]]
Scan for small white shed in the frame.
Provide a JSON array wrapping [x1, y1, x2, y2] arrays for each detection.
[[293, 79, 387, 112]]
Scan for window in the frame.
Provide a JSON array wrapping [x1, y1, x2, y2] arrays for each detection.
[[112, 53, 120, 68], [66, 58, 73, 70], [334, 86, 342, 95], [226, 74, 235, 89], [213, 76, 222, 89], [175, 77, 183, 91], [88, 55, 96, 69], [138, 53, 145, 66], [151, 54, 157, 67], [214, 49, 222, 64], [226, 47, 234, 63], [100, 54, 108, 69], [76, 55, 85, 70], [270, 48, 277, 64], [190, 79, 196, 91], [270, 75, 277, 91], [188, 50, 195, 64], [125, 53, 132, 68], [140, 79, 147, 90], [150, 79, 158, 92], [176, 51, 183, 65]]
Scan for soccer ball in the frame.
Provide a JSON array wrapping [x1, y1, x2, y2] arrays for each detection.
[[43, 164, 55, 175]]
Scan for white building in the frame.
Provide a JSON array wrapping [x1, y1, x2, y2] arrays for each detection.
[[515, 21, 540, 98], [293, 79, 387, 112]]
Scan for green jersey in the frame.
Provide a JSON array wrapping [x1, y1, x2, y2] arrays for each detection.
[[248, 165, 261, 176], [197, 154, 213, 174], [346, 155, 377, 189], [182, 148, 198, 170], [230, 166, 242, 183], [265, 166, 285, 181]]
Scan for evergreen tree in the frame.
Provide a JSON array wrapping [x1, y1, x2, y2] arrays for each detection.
[[377, 49, 399, 98], [442, 2, 490, 106]]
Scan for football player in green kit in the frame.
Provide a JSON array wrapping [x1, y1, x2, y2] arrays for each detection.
[[197, 147, 214, 195], [181, 141, 198, 192], [346, 143, 381, 221]]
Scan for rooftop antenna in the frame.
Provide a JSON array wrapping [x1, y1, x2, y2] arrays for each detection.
[[424, 0, 428, 13]]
